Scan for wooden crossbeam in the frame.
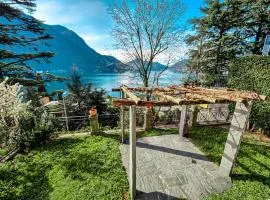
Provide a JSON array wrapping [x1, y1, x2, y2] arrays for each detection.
[[121, 85, 141, 104], [175, 86, 266, 101], [112, 99, 223, 107], [112, 85, 266, 105], [155, 91, 183, 104], [185, 93, 219, 103]]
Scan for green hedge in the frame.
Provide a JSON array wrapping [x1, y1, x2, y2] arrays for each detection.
[[228, 55, 270, 134]]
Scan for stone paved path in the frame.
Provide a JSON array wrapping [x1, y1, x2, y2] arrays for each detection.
[[120, 135, 231, 200]]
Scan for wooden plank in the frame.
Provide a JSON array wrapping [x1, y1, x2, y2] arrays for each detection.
[[112, 99, 228, 107], [129, 105, 137, 200], [121, 85, 141, 104], [155, 91, 182, 104], [176, 86, 265, 102], [120, 106, 125, 144], [219, 101, 253, 177], [179, 105, 188, 137]]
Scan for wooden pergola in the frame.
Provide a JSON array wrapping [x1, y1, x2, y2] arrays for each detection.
[[112, 85, 266, 200]]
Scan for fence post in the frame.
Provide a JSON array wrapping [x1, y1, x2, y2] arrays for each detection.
[[89, 108, 99, 134], [129, 105, 136, 200], [179, 105, 188, 137], [219, 101, 252, 176]]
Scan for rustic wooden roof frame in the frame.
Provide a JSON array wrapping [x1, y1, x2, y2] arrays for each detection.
[[112, 85, 266, 107], [112, 85, 266, 200]]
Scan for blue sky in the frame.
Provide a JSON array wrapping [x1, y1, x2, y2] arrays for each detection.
[[34, 0, 204, 62]]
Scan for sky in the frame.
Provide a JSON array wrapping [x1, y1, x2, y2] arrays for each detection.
[[34, 0, 204, 63]]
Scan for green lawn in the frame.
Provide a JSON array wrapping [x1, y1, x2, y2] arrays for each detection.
[[189, 126, 270, 200], [0, 136, 129, 200]]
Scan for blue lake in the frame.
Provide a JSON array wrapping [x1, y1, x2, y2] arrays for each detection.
[[46, 71, 185, 97]]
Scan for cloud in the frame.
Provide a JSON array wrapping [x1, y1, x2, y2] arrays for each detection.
[[98, 46, 188, 65], [33, 0, 189, 64], [34, 0, 114, 50], [34, 0, 111, 27]]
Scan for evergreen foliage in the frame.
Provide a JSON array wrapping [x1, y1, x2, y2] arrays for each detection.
[[186, 0, 270, 86], [228, 55, 270, 134], [0, 0, 64, 86], [66, 70, 107, 116]]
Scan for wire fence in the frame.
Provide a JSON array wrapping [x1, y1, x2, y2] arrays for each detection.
[[49, 105, 232, 131]]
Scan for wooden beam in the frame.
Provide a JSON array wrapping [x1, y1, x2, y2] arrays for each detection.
[[129, 105, 136, 200], [185, 93, 219, 103], [120, 106, 125, 144], [155, 91, 183, 104], [176, 86, 266, 102], [121, 85, 141, 104], [219, 101, 253, 177], [112, 99, 229, 107]]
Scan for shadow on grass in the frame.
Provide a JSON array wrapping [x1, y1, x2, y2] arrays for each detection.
[[231, 141, 270, 185], [0, 156, 53, 200]]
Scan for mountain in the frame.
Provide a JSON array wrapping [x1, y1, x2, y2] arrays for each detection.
[[3, 22, 125, 76], [127, 60, 167, 71], [169, 59, 189, 72], [38, 24, 126, 75]]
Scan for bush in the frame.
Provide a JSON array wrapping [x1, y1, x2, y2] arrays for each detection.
[[21, 107, 55, 147], [0, 79, 31, 148], [228, 55, 270, 134], [0, 79, 55, 150]]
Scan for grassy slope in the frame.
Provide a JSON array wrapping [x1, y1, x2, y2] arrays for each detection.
[[189, 126, 270, 200], [0, 136, 129, 200]]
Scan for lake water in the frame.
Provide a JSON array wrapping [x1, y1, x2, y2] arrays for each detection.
[[47, 71, 185, 97]]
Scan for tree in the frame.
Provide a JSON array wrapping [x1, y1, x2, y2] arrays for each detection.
[[242, 0, 270, 54], [66, 70, 107, 115], [186, 0, 246, 86], [228, 55, 270, 134], [108, 0, 185, 87], [0, 0, 57, 86]]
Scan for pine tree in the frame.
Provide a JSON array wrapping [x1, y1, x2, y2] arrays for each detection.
[[242, 0, 270, 54], [0, 0, 56, 86], [186, 0, 245, 86], [66, 70, 107, 115]]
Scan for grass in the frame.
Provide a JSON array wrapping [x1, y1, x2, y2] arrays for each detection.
[[136, 128, 178, 138], [189, 126, 270, 200], [0, 136, 129, 200]]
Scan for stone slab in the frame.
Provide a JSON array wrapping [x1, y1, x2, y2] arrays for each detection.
[[120, 134, 232, 200]]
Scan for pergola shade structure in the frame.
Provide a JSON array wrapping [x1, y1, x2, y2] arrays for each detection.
[[112, 85, 266, 200]]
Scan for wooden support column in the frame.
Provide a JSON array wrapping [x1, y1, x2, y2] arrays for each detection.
[[219, 101, 252, 177], [188, 105, 199, 127], [144, 107, 153, 130], [179, 105, 188, 137], [120, 106, 125, 143], [129, 105, 136, 200]]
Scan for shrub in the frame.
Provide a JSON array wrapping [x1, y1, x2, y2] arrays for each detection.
[[228, 55, 270, 134], [21, 107, 55, 147], [0, 79, 55, 150], [0, 79, 31, 148]]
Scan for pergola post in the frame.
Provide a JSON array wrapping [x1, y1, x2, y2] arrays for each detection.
[[144, 106, 153, 130], [219, 101, 253, 177], [179, 105, 188, 137], [188, 105, 199, 127], [129, 105, 136, 200], [120, 106, 125, 143]]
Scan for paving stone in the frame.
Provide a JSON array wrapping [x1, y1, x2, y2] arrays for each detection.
[[159, 175, 182, 187], [120, 134, 232, 200]]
